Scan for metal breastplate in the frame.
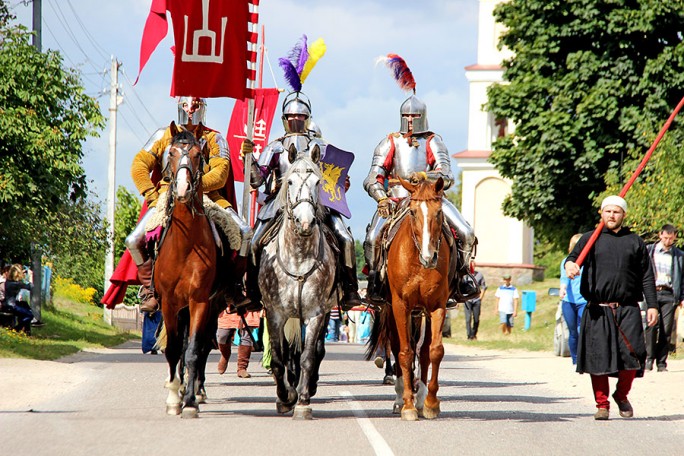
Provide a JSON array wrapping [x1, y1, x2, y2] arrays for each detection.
[[388, 136, 430, 199]]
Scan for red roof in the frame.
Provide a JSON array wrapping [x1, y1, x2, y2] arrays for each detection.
[[452, 150, 492, 159]]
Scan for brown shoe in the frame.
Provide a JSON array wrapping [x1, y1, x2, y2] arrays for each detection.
[[139, 287, 159, 313], [612, 393, 633, 418], [594, 408, 610, 420]]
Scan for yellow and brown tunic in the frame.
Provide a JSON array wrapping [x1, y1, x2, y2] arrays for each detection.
[[131, 125, 232, 209]]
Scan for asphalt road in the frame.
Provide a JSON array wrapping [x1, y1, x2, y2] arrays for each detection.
[[1, 340, 683, 456]]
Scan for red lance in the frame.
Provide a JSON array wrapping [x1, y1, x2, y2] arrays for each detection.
[[575, 95, 684, 267]]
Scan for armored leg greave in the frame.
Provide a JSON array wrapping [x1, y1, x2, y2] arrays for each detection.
[[124, 208, 159, 312], [124, 208, 157, 266], [223, 206, 253, 257]]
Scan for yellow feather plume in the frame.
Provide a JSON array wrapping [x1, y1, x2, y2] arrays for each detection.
[[300, 38, 326, 84]]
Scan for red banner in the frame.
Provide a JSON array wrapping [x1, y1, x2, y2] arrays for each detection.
[[136, 0, 256, 99], [227, 88, 281, 181]]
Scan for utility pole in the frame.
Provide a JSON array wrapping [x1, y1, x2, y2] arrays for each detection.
[[104, 56, 121, 297], [30, 0, 43, 323], [32, 0, 41, 51]]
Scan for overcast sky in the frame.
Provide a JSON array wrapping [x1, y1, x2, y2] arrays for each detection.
[[11, 0, 479, 238]]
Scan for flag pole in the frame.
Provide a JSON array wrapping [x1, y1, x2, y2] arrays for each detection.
[[249, 25, 266, 227], [241, 4, 259, 222], [575, 95, 684, 267]]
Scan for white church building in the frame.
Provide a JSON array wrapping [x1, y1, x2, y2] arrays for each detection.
[[453, 0, 542, 283]]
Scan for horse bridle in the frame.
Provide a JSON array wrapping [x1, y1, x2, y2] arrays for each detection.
[[407, 195, 443, 265], [284, 168, 319, 222], [165, 141, 206, 213]]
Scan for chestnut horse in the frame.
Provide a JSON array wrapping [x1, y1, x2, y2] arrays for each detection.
[[154, 123, 222, 418], [367, 175, 449, 421]]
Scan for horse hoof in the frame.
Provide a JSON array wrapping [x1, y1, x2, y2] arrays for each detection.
[[417, 407, 424, 418], [293, 405, 313, 420], [422, 405, 440, 420], [166, 404, 181, 416], [383, 375, 395, 385], [181, 406, 199, 419], [276, 401, 294, 415], [401, 408, 419, 421], [392, 403, 402, 414], [197, 393, 207, 404]]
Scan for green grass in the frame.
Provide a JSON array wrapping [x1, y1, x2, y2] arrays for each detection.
[[445, 277, 561, 351], [0, 298, 140, 360], [445, 276, 684, 355]]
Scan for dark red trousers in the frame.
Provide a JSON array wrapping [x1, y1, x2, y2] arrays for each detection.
[[590, 370, 637, 409]]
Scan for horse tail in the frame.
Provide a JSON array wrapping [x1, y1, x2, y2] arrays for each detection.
[[284, 317, 302, 354], [365, 306, 392, 361]]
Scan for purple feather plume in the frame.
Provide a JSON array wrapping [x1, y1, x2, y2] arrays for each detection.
[[279, 57, 302, 92], [295, 35, 309, 74]]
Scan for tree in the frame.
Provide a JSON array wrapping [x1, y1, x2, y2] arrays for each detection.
[[0, 5, 105, 260], [114, 186, 142, 259], [47, 193, 109, 301], [486, 0, 684, 248]]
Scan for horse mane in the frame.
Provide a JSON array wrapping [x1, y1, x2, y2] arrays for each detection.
[[171, 129, 200, 147], [410, 179, 442, 201], [276, 156, 326, 220]]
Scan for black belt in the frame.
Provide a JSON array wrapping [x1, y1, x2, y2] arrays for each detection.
[[655, 285, 673, 292]]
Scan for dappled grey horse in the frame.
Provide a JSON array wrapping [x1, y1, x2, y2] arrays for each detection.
[[259, 149, 338, 420]]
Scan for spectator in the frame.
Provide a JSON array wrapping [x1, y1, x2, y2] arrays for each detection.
[[4, 264, 34, 335], [645, 224, 684, 372], [327, 306, 341, 342], [495, 274, 518, 335], [0, 265, 8, 306], [216, 309, 260, 378], [560, 233, 588, 365], [565, 195, 657, 420], [464, 262, 487, 340]]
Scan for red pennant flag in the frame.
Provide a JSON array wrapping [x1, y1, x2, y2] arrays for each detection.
[[134, 0, 169, 85], [227, 88, 281, 181], [136, 0, 257, 99]]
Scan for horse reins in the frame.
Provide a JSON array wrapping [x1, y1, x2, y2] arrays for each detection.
[[276, 228, 325, 313], [407, 196, 444, 264], [165, 142, 206, 218]]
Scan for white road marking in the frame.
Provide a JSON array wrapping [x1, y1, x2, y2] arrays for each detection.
[[340, 390, 395, 456]]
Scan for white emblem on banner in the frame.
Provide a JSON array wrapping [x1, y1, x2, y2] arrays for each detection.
[[182, 0, 227, 63]]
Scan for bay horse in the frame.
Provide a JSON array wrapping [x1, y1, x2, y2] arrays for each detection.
[[259, 148, 337, 420], [154, 123, 223, 418], [367, 174, 449, 421]]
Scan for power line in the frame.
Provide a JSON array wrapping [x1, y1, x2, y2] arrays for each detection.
[[64, 0, 110, 62], [117, 111, 147, 145], [45, 0, 102, 73], [120, 65, 163, 127]]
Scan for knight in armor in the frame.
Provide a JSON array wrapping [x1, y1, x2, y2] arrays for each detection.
[[243, 91, 363, 311], [363, 54, 478, 305], [125, 97, 253, 312]]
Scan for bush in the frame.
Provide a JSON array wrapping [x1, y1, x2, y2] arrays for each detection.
[[53, 276, 97, 304]]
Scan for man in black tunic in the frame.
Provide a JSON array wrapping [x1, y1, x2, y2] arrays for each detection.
[[565, 195, 658, 420]]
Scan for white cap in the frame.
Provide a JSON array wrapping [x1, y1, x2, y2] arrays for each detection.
[[601, 195, 627, 213]]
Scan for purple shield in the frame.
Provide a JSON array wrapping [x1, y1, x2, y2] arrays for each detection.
[[319, 144, 354, 218]]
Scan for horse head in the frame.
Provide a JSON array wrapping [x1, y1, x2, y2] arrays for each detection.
[[399, 173, 445, 269], [167, 122, 206, 205], [278, 153, 323, 237]]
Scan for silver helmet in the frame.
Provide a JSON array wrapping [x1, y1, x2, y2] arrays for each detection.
[[177, 96, 207, 125], [281, 92, 312, 134], [399, 95, 429, 134]]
